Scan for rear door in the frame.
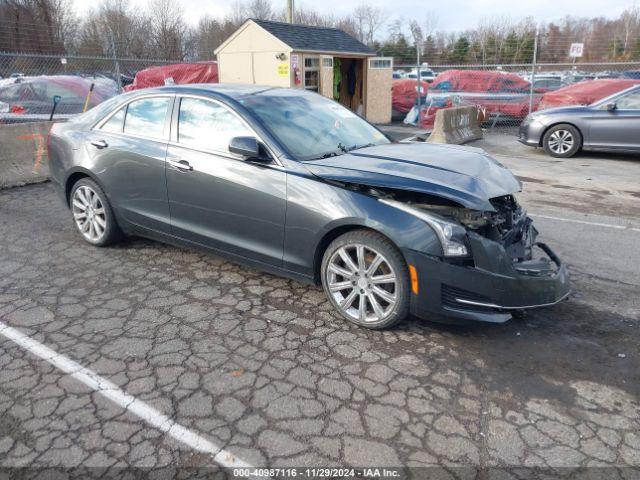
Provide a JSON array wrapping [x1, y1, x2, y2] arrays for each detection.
[[86, 94, 173, 233], [165, 96, 286, 266], [586, 89, 640, 151]]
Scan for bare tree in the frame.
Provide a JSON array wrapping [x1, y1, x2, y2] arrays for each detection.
[[75, 0, 151, 57], [422, 11, 439, 38], [147, 0, 191, 60], [0, 0, 77, 53], [621, 5, 640, 55], [387, 17, 405, 43], [352, 4, 367, 43], [245, 0, 275, 20], [352, 4, 383, 45], [363, 5, 383, 45], [409, 20, 423, 46]]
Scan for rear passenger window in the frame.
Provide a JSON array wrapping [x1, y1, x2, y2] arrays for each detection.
[[124, 97, 170, 139], [100, 107, 125, 133], [178, 98, 252, 153]]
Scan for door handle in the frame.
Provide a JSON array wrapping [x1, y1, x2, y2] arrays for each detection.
[[90, 139, 108, 149], [168, 159, 193, 171]]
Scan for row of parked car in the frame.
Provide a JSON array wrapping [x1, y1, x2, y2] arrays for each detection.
[[392, 69, 640, 129], [0, 63, 219, 123], [394, 67, 639, 86]]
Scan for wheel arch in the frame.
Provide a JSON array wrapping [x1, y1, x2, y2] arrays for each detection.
[[64, 168, 105, 207], [312, 224, 402, 285], [539, 121, 584, 148]]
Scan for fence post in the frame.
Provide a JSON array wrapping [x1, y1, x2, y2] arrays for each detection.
[[110, 31, 123, 93], [416, 44, 421, 127], [528, 27, 539, 114]]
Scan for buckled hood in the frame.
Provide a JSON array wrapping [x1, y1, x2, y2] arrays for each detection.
[[303, 142, 522, 211]]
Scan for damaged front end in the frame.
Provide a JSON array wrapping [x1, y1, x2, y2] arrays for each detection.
[[338, 181, 571, 322]]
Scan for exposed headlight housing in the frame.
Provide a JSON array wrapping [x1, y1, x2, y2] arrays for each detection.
[[380, 199, 469, 257]]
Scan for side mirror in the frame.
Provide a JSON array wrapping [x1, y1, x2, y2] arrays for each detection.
[[606, 102, 617, 111], [229, 136, 261, 159]]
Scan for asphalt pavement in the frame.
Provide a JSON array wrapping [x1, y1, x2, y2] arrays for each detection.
[[0, 132, 638, 477]]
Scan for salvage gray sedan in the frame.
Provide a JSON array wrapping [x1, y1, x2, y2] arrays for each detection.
[[48, 85, 570, 329], [519, 85, 640, 157]]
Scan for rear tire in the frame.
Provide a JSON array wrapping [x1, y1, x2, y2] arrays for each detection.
[[542, 124, 581, 158], [321, 230, 410, 330], [70, 178, 121, 247]]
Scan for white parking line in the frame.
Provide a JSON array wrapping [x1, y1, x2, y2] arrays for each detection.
[[530, 213, 640, 233], [0, 321, 255, 472]]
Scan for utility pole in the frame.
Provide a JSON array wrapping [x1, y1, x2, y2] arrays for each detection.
[[286, 0, 294, 23], [528, 26, 539, 115]]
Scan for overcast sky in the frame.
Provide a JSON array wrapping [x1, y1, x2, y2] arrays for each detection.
[[72, 0, 636, 33]]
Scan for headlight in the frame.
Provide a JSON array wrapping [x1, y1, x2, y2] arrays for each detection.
[[380, 199, 469, 257]]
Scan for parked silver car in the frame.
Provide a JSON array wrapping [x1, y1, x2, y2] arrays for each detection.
[[518, 85, 640, 157]]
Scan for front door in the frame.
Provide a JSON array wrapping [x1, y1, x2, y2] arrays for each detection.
[[587, 89, 640, 150], [165, 96, 286, 267]]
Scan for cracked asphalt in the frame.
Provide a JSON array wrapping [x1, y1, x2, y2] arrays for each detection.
[[0, 155, 639, 477]]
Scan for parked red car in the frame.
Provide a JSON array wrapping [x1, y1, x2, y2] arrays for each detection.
[[392, 79, 429, 114], [124, 62, 219, 91], [538, 79, 640, 110], [418, 70, 539, 128], [0, 75, 116, 120]]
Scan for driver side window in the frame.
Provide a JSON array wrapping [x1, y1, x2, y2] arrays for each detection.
[[177, 97, 252, 154], [615, 90, 640, 110]]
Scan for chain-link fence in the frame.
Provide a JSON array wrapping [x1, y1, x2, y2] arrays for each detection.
[[2, 51, 640, 128], [0, 52, 182, 123], [393, 61, 640, 129]]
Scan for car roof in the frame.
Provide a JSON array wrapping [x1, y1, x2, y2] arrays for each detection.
[[129, 83, 289, 101]]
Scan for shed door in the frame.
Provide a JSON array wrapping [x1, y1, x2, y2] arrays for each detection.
[[319, 55, 334, 99], [365, 57, 393, 123]]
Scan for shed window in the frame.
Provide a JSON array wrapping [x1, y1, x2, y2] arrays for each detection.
[[304, 58, 320, 68], [304, 57, 320, 92], [369, 58, 392, 69], [322, 57, 333, 68]]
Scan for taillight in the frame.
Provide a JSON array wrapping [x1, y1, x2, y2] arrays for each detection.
[[10, 104, 26, 114]]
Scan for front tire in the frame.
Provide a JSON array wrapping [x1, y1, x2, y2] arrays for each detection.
[[321, 230, 410, 330], [70, 178, 121, 247], [543, 124, 581, 158]]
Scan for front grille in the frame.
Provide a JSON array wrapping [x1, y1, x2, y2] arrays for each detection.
[[441, 285, 496, 312]]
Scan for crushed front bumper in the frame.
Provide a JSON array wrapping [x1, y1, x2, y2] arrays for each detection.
[[404, 231, 571, 324]]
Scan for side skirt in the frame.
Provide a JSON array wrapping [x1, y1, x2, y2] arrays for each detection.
[[121, 221, 317, 287]]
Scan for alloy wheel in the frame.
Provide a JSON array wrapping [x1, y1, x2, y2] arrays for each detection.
[[72, 185, 107, 242], [326, 243, 398, 323], [548, 130, 574, 154]]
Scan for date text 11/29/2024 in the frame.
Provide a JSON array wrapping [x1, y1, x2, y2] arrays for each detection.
[[233, 467, 401, 478]]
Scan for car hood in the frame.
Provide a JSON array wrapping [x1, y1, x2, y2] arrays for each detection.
[[303, 143, 521, 211]]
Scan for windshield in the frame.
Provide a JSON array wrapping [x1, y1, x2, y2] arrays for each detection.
[[238, 89, 390, 160]]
